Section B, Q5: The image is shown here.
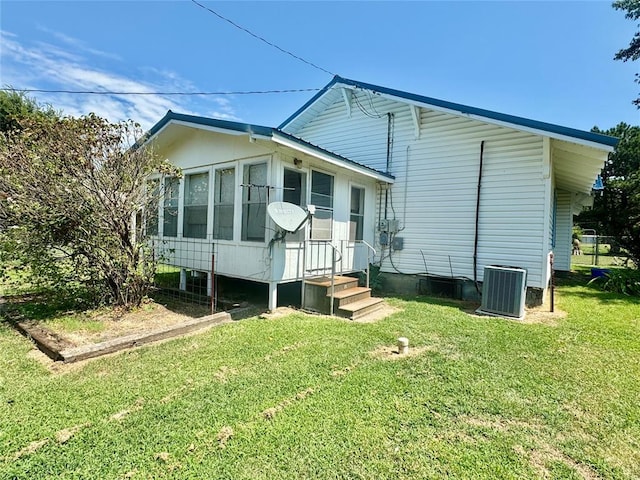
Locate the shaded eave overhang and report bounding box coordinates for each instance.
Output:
[279,76,619,152]
[272,131,395,183]
[143,111,394,183]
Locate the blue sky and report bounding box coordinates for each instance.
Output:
[1,1,639,131]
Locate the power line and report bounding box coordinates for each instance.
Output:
[190,0,336,77]
[1,87,321,96]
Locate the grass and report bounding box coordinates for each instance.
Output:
[1,276,639,479]
[571,244,635,268]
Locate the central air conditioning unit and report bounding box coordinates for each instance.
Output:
[477,265,527,319]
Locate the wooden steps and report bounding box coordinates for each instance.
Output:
[303,275,385,320]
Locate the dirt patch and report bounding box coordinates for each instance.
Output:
[460,415,543,433]
[369,342,459,361]
[213,366,238,383]
[351,304,401,323]
[3,292,254,364]
[55,422,91,444]
[110,397,145,421]
[58,302,213,346]
[161,380,195,403]
[465,291,566,325]
[216,426,234,448]
[522,300,567,326]
[330,363,357,377]
[259,307,300,320]
[12,439,49,460]
[514,444,601,480]
[369,344,428,360]
[261,387,315,420]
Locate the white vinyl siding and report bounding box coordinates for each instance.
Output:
[292,93,548,288]
[554,190,573,271]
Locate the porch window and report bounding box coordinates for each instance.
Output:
[242,163,267,241]
[213,167,235,240]
[349,186,364,241]
[283,168,307,240]
[184,172,209,239]
[283,168,306,206]
[145,178,159,236]
[310,170,333,240]
[163,176,179,237]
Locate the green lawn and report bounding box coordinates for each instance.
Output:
[1,276,639,479]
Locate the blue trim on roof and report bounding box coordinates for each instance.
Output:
[147,110,273,139]
[144,110,393,181]
[278,77,342,130]
[279,76,619,148]
[274,130,395,181]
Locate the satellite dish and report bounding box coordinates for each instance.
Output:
[267,201,310,233]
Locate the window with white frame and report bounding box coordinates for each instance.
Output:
[183,172,209,239]
[283,168,306,207]
[283,168,307,241]
[213,167,235,240]
[349,186,365,241]
[241,163,267,241]
[163,176,179,237]
[310,170,333,240]
[145,178,159,236]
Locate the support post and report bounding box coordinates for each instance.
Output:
[210,252,216,314]
[179,269,187,291]
[268,281,278,312]
[550,252,555,313]
[301,240,307,310]
[330,245,335,315]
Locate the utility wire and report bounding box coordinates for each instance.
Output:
[1,87,321,96]
[190,0,336,76]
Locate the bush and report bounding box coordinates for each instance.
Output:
[592,268,640,296]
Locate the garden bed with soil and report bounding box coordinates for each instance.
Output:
[1,295,257,363]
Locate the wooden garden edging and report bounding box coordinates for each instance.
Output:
[15,311,235,363]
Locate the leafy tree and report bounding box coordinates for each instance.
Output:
[575,122,640,264]
[0,89,57,132]
[0,110,177,307]
[613,0,640,106]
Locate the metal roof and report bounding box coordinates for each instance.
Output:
[279,76,619,149]
[143,110,394,182]
[272,130,394,182]
[146,110,273,139]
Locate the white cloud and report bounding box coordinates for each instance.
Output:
[36,26,122,61]
[0,30,240,129]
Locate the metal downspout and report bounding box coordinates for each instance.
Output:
[473,141,485,294]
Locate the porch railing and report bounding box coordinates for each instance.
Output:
[300,239,376,311]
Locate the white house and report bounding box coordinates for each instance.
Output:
[144,111,392,316]
[144,76,617,313]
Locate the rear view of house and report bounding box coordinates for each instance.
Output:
[143,76,617,313]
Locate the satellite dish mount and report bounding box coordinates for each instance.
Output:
[267,202,315,234]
